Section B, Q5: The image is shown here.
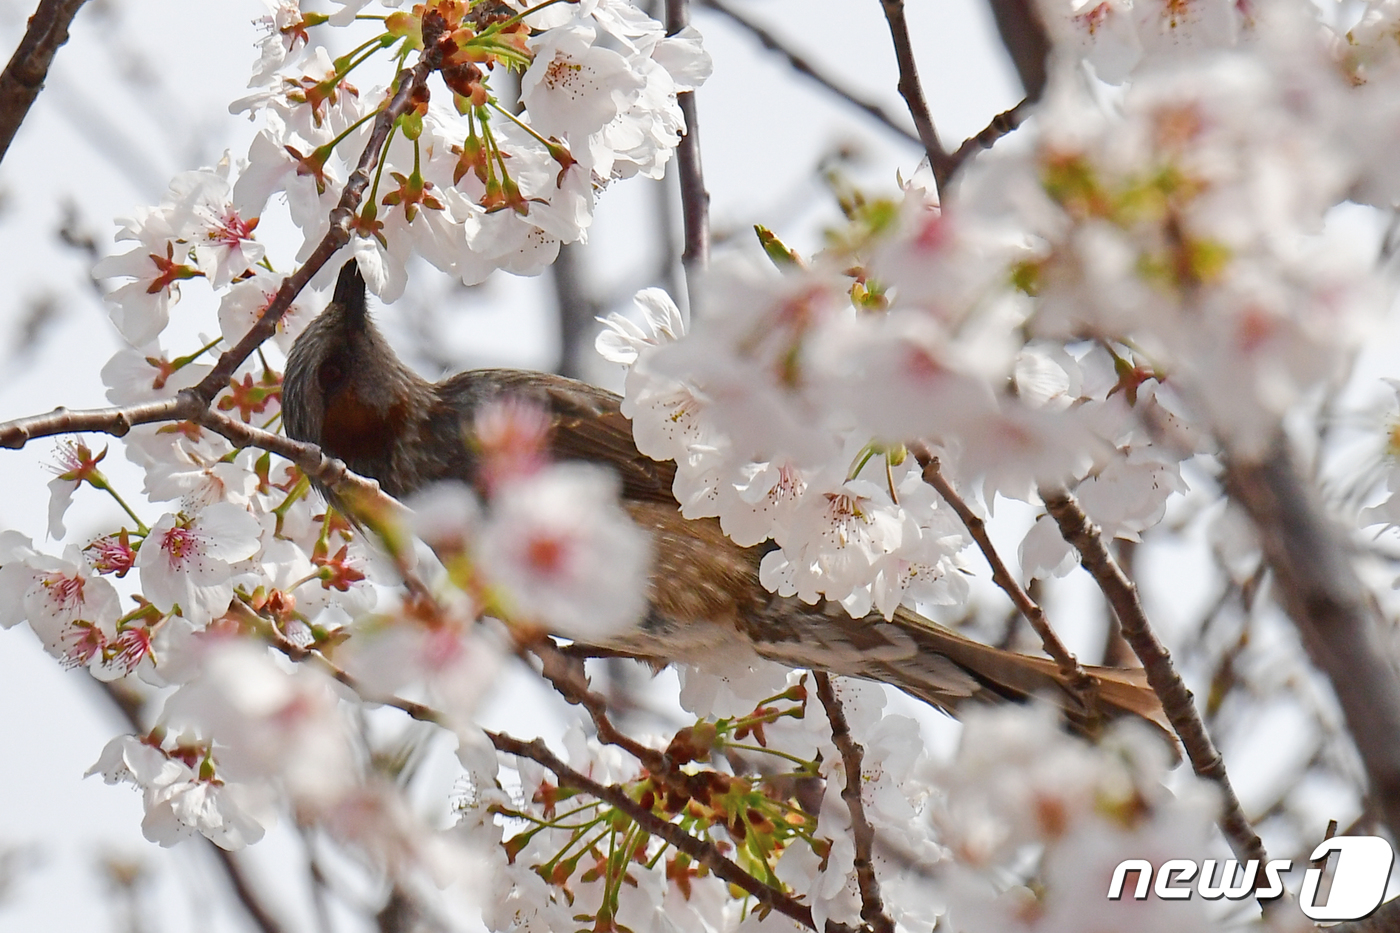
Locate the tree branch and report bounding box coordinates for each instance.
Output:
[190,51,442,406]
[983,0,1051,104]
[487,727,835,932]
[194,408,392,508]
[911,448,1099,714]
[693,0,1029,185]
[549,241,598,379]
[208,846,292,933]
[948,100,1029,174]
[268,635,836,933]
[0,396,192,449]
[1225,441,1400,843]
[0,396,400,522]
[0,0,89,165]
[1040,486,1269,877]
[665,0,710,295]
[528,638,673,776]
[199,410,435,603]
[813,673,894,933]
[876,0,953,192]
[696,0,922,149]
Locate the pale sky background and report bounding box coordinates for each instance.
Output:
[0,0,1381,930]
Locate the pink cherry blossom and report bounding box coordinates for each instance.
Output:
[478,463,651,640]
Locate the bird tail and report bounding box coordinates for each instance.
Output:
[745,601,1170,740]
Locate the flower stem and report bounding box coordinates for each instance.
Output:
[488,100,557,151]
[717,742,817,771]
[89,476,149,536]
[483,0,572,34]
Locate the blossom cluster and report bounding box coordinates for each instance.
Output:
[3,0,1399,927]
[0,344,655,852]
[242,0,708,303]
[933,705,1235,933]
[459,662,948,933]
[601,0,1394,622]
[0,0,693,855]
[96,0,711,350]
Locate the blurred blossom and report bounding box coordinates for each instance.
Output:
[87,735,276,850]
[933,706,1225,933]
[162,641,355,798]
[478,462,651,640]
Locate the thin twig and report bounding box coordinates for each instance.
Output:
[696,0,922,149]
[209,847,293,933]
[189,51,442,405]
[528,638,672,775]
[57,200,104,297]
[1225,442,1400,844]
[0,0,89,164]
[487,728,835,932]
[983,0,1051,104]
[813,673,894,933]
[910,449,1100,715]
[665,0,710,298]
[1040,486,1268,876]
[948,100,1029,174]
[526,640,761,844]
[876,0,953,191]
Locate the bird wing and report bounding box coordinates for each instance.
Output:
[436,368,679,506]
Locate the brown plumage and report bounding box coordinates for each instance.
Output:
[283,260,1167,735]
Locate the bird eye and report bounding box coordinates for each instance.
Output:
[318,359,347,393]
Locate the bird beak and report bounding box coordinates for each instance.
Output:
[332,259,369,327]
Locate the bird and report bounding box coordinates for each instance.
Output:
[282,259,1166,735]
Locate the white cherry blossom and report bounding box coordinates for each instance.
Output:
[136,503,263,626]
[92,210,193,346]
[596,286,686,365]
[521,20,645,139]
[164,162,266,287]
[162,641,356,798]
[87,734,276,850]
[0,539,121,669]
[251,0,312,86]
[216,267,321,352]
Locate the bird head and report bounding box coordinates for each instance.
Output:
[282,260,429,468]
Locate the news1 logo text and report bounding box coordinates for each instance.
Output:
[1107,836,1395,921]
